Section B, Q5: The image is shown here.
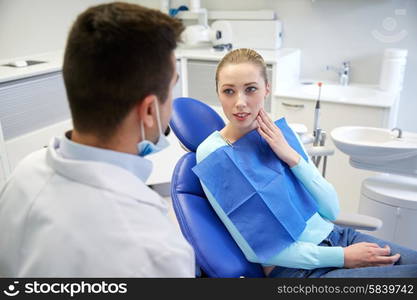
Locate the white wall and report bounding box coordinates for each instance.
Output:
[0,0,111,58]
[1,0,416,132]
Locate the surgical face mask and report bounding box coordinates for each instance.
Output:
[138,100,170,157]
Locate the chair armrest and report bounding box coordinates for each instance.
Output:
[306,146,335,157]
[300,133,314,144]
[332,211,382,231]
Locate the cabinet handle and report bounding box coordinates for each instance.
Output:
[281,102,305,109]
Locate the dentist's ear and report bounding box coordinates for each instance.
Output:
[137,95,157,128]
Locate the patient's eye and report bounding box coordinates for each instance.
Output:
[246,86,258,93]
[223,88,234,95]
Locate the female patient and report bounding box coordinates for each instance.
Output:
[195,48,417,277]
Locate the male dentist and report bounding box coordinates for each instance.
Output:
[0,2,195,277]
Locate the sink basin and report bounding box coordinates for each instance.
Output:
[301,84,378,101]
[331,126,417,176]
[331,126,417,159]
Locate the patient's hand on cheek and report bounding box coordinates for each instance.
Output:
[343,242,401,268]
[256,108,300,167]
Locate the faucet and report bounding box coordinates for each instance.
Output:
[326,61,350,86]
[391,127,403,138]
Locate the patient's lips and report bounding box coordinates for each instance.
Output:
[233,112,250,121]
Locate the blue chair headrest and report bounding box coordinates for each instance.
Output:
[170,97,225,152]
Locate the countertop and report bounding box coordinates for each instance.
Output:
[175,46,299,64]
[0,51,64,84]
[0,47,298,84]
[0,48,395,108]
[274,81,396,108]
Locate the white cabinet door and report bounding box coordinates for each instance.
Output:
[273,97,389,213]
[359,195,417,251]
[0,72,70,140]
[0,121,10,188]
[394,207,417,250]
[187,60,218,106]
[0,72,71,172]
[358,195,397,242]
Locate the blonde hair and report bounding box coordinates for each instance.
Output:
[215,48,268,93]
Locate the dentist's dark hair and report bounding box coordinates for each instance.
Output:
[63,2,184,140]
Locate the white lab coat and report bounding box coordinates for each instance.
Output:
[0,137,195,277]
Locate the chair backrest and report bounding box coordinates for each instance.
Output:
[169,97,265,277]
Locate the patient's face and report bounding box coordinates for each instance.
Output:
[217,63,270,132]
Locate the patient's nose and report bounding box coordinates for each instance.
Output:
[235,92,247,109]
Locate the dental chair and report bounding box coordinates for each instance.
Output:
[169,97,382,278]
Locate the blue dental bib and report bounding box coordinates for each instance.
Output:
[192,118,318,261]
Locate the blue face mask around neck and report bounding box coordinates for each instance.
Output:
[138,100,170,157]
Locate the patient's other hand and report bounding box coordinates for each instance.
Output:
[343,242,400,268]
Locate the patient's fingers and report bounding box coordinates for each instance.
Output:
[257,122,274,145]
[373,246,391,256]
[259,109,276,132]
[258,109,271,125]
[374,253,401,265]
[258,110,283,141]
[257,116,274,137]
[360,242,382,248]
[257,126,272,144]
